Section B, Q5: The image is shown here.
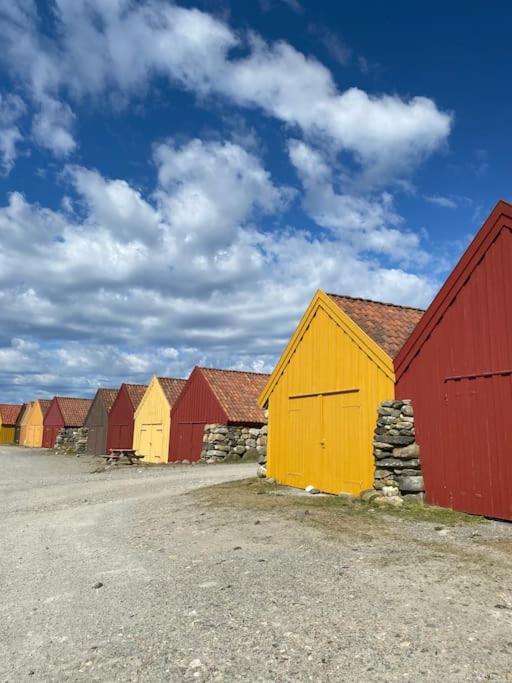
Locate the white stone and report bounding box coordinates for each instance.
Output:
[305,485,320,494]
[382,485,400,497]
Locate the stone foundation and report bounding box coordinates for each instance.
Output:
[54,427,89,456]
[201,424,267,466]
[372,399,424,501]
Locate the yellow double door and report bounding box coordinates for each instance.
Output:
[139,423,165,463]
[286,390,368,495]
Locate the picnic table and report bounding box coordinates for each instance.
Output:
[103,448,144,465]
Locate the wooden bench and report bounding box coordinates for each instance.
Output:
[103,449,144,465]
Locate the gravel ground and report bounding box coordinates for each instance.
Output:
[2,446,512,682]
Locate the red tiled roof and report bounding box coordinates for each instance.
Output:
[124,384,148,410]
[199,367,269,423]
[327,293,424,359]
[157,377,186,406]
[0,403,23,425]
[38,399,52,416]
[15,403,28,425]
[55,397,94,426]
[97,388,118,413]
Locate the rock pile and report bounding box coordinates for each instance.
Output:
[53,427,89,456]
[201,424,267,465]
[372,399,424,500]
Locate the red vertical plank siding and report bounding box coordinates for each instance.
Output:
[396,209,512,521]
[169,369,228,462]
[42,398,64,448]
[106,385,136,452]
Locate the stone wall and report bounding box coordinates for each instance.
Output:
[373,399,424,500]
[201,424,267,467]
[54,427,89,456]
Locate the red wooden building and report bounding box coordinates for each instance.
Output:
[106,383,147,453]
[42,397,93,449]
[169,367,269,462]
[395,200,512,520]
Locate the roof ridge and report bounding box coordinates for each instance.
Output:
[197,366,269,376]
[156,376,186,381]
[326,292,425,313]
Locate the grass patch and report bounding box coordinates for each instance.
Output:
[191,477,485,527]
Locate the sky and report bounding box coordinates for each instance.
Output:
[0,0,509,402]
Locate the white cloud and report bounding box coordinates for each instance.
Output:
[31,96,76,156]
[0,135,438,400]
[0,92,25,174]
[1,0,451,176]
[424,194,457,209]
[288,139,426,264]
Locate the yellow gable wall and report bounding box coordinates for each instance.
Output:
[133,377,171,463]
[265,297,394,495]
[22,401,45,448]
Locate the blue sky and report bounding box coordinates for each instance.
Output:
[0,0,507,401]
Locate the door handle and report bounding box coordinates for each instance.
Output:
[320,439,325,448]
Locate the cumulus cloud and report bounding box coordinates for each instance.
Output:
[0,92,25,174]
[0,0,451,176]
[0,136,438,401]
[0,2,451,400]
[31,96,76,156]
[288,139,426,264]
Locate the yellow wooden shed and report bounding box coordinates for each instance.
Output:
[133,376,186,463]
[258,290,423,495]
[0,404,23,444]
[20,399,51,448]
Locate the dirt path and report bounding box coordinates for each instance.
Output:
[1,447,512,682]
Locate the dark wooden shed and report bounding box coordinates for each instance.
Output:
[395,200,512,520]
[14,403,28,444]
[106,383,147,453]
[169,367,269,463]
[42,397,93,449]
[85,388,118,455]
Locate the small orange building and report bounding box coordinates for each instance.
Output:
[21,400,52,447]
[0,404,24,444]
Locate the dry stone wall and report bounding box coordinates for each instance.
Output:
[373,400,424,501]
[201,424,267,465]
[54,427,89,456]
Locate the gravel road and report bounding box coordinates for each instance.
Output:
[2,446,512,682]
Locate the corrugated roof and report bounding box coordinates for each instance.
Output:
[55,397,93,426]
[157,377,186,406]
[124,384,148,410]
[0,404,23,425]
[327,293,424,359]
[199,367,269,423]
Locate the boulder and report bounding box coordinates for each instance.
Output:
[392,443,420,459]
[378,434,415,446]
[241,448,259,462]
[257,465,267,478]
[398,475,424,493]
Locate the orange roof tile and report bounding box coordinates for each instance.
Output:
[98,388,118,413]
[327,293,424,359]
[38,399,52,416]
[157,377,186,406]
[0,404,23,425]
[199,367,269,423]
[124,384,148,410]
[55,397,94,426]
